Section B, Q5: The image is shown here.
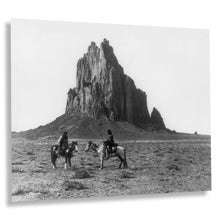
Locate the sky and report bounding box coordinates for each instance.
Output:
[11,19,210,134]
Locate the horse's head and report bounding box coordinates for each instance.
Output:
[97,143,105,154]
[84,141,92,152]
[69,141,78,152]
[52,145,59,156]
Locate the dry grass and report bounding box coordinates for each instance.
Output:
[120,171,136,179]
[12,167,25,173]
[12,188,31,196]
[74,169,91,179]
[11,137,211,202]
[12,162,24,165]
[166,164,180,171]
[26,151,35,155]
[62,180,87,191]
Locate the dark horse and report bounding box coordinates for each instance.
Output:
[51,141,78,170]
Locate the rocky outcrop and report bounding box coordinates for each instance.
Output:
[150,107,166,130]
[65,39,167,131]
[66,39,151,126]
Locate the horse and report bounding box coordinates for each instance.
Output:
[51,141,78,170]
[85,141,128,170]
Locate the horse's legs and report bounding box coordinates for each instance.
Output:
[122,159,126,169]
[123,150,128,169]
[118,156,123,169]
[105,148,109,159]
[119,160,122,169]
[64,155,68,170]
[100,153,104,170]
[116,149,128,169]
[52,159,56,169]
[51,151,57,169]
[68,156,71,167]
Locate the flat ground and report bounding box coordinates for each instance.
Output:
[11,137,211,202]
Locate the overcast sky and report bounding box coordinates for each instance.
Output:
[11,19,210,134]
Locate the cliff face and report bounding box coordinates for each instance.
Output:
[66,39,151,126]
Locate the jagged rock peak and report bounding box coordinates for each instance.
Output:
[65,39,157,127]
[150,107,166,130]
[100,38,119,67]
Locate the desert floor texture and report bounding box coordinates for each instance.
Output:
[11,137,211,202]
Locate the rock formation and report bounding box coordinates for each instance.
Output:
[65,39,154,127]
[13,39,170,139]
[150,107,166,130]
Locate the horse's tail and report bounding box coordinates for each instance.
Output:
[51,145,57,163]
[51,145,56,155]
[123,148,128,168]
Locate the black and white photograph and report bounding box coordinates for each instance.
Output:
[11,19,211,202]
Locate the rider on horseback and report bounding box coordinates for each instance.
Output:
[58,131,68,156]
[105,129,116,158]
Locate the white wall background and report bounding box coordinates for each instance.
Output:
[0,0,219,219]
[11,20,210,134]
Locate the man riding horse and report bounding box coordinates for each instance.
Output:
[105,129,117,159]
[58,131,68,156]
